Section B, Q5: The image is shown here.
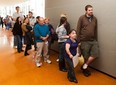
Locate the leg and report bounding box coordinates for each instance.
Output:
[66,58,78,83]
[43,41,51,64]
[81,41,91,76]
[14,35,17,47]
[58,43,67,71]
[17,35,23,52]
[35,42,43,67]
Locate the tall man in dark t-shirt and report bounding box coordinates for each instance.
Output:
[76,5,99,77]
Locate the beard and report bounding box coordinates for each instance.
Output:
[88,12,93,16]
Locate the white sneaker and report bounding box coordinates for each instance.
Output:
[36,62,42,67]
[56,59,59,62]
[13,46,17,49]
[45,59,52,64]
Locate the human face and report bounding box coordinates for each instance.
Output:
[18,17,21,22]
[45,18,49,24]
[86,7,93,16]
[69,30,77,39]
[39,17,45,25]
[25,18,29,24]
[16,7,20,12]
[28,13,32,18]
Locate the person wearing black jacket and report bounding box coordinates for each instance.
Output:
[12,17,23,53]
[22,17,33,56]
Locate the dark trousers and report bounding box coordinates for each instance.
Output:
[15,35,22,52]
[58,42,66,70]
[65,58,77,80]
[24,44,31,54]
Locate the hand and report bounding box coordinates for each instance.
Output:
[78,53,81,57]
[69,55,73,59]
[42,37,47,41]
[64,35,69,39]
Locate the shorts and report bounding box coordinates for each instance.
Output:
[80,40,99,59]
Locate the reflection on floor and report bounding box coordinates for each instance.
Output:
[0,28,115,85]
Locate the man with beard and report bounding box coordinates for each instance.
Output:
[76,5,99,77]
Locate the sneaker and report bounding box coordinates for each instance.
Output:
[45,59,52,64]
[56,59,59,62]
[13,46,17,49]
[36,62,42,67]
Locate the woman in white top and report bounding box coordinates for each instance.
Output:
[56,17,69,72]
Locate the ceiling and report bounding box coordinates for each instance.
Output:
[0,0,25,6]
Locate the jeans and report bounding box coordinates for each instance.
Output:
[65,58,77,80]
[14,36,17,46]
[58,42,66,70]
[15,35,22,52]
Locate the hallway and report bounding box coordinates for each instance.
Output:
[0,28,115,85]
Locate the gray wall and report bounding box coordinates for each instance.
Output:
[45,0,116,77]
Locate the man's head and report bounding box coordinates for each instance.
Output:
[28,11,33,18]
[38,17,45,25]
[85,5,93,17]
[15,6,20,12]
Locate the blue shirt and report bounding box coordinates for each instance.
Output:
[34,23,50,42]
[65,38,78,59]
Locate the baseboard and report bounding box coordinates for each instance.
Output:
[90,66,116,79]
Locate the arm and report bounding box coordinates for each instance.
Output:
[65,43,73,59]
[95,18,98,41]
[76,17,82,42]
[21,24,28,32]
[34,25,42,38]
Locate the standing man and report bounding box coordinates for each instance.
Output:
[28,11,36,50]
[34,17,52,67]
[13,6,24,22]
[76,5,99,77]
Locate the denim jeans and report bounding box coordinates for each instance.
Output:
[15,35,22,52]
[14,36,17,46]
[58,42,66,70]
[65,58,77,80]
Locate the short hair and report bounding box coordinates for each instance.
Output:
[29,11,33,14]
[68,29,77,35]
[16,6,19,9]
[85,5,93,11]
[36,16,40,19]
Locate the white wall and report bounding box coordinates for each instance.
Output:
[45,0,116,77]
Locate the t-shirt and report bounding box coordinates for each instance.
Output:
[65,38,78,59]
[13,12,24,21]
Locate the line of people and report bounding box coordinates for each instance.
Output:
[11,4,99,84]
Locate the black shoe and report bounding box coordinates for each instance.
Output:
[24,53,29,56]
[21,50,24,52]
[73,79,78,83]
[68,77,78,83]
[60,68,67,72]
[81,67,91,77]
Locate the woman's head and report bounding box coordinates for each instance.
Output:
[23,17,29,24]
[59,17,67,27]
[44,17,50,24]
[16,17,21,23]
[68,29,77,39]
